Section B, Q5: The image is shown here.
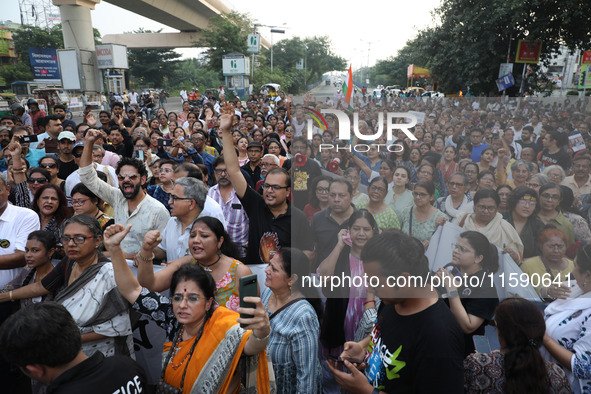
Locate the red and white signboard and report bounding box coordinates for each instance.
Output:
[582,51,591,65]
[515,40,542,63]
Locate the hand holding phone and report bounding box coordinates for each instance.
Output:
[158,139,172,147]
[239,274,258,329]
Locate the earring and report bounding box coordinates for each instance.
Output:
[289,283,292,291]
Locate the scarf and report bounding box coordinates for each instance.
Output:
[459,212,524,261]
[444,195,473,219]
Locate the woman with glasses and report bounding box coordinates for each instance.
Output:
[355,176,400,230]
[537,183,575,247]
[477,170,496,190]
[71,183,114,232]
[543,165,567,185]
[400,180,447,247]
[521,228,573,300]
[304,176,331,223]
[525,173,549,194]
[0,215,135,358]
[542,243,591,392]
[137,217,253,312]
[102,223,271,393]
[502,186,544,259]
[436,231,499,356]
[464,298,570,393]
[456,188,523,264]
[39,155,64,188]
[436,172,474,222]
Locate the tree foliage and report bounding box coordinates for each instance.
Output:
[196,12,252,77]
[168,58,223,90]
[372,0,591,95]
[127,29,181,88]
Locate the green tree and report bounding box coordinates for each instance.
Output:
[196,12,252,78]
[375,0,591,95]
[127,29,181,88]
[169,58,223,90]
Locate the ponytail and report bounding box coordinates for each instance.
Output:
[459,231,499,273]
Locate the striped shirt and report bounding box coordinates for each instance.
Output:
[208,184,249,257]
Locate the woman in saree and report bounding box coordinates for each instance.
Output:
[0,215,134,358]
[103,223,272,393]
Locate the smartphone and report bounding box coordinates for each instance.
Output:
[158,139,172,147]
[328,355,365,365]
[473,335,491,353]
[239,274,258,329]
[20,135,38,143]
[134,150,144,161]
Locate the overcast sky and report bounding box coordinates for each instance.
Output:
[4,0,442,69]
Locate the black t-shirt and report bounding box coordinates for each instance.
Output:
[241,162,262,185]
[310,207,354,266]
[46,352,147,394]
[57,158,79,179]
[539,148,572,172]
[442,265,499,356]
[364,300,464,393]
[517,139,540,155]
[283,157,322,210]
[239,185,313,264]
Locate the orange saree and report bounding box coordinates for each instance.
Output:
[162,306,271,393]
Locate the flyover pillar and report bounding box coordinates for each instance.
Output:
[53,0,102,94]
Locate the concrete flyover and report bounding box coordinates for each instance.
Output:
[100,0,270,49]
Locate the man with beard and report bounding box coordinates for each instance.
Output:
[78,129,169,258]
[208,156,249,258]
[56,131,78,179]
[220,103,313,264]
[53,104,76,130]
[32,115,62,154]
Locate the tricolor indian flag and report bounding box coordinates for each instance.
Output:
[341,65,354,110]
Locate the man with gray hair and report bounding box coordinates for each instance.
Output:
[0,172,40,287]
[139,176,208,266]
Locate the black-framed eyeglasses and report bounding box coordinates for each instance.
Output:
[62,235,95,245]
[263,183,289,191]
[169,195,193,202]
[214,168,228,174]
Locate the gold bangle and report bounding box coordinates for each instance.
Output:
[251,329,271,342]
[9,290,14,302]
[136,252,154,261]
[12,169,26,174]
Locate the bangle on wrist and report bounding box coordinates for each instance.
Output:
[9,290,14,302]
[364,300,375,306]
[251,329,271,342]
[136,252,154,261]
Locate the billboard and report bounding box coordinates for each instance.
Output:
[222,54,250,76]
[95,44,129,69]
[515,40,542,63]
[57,49,82,90]
[496,73,515,91]
[247,34,260,54]
[582,51,591,65]
[28,47,61,80]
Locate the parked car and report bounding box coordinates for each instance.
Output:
[421,91,445,98]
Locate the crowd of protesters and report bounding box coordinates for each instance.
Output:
[0,85,590,393]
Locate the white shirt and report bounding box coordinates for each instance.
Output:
[65,163,119,202]
[202,196,227,228]
[180,90,188,101]
[0,204,40,286]
[78,165,170,254]
[128,92,139,105]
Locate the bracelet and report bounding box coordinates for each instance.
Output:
[447,290,459,298]
[251,329,271,342]
[12,169,26,173]
[9,291,14,302]
[136,252,154,261]
[364,300,375,306]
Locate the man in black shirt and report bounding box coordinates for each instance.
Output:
[220,103,313,264]
[327,231,464,393]
[242,141,263,184]
[56,131,78,179]
[0,303,147,394]
[108,102,133,129]
[283,136,322,210]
